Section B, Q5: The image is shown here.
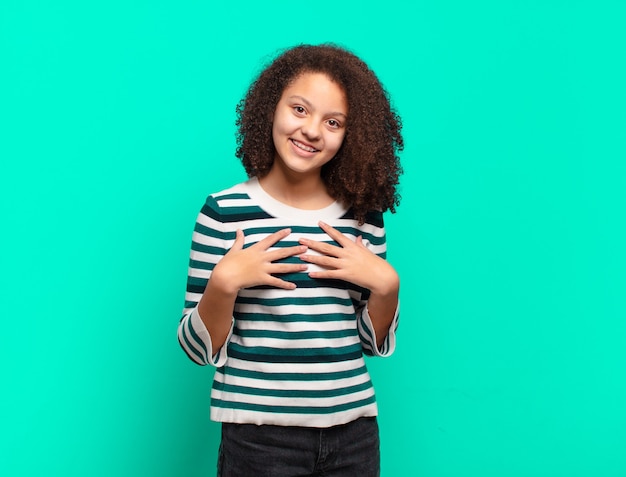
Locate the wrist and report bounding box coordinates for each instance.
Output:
[369,268,399,297]
[207,263,241,297]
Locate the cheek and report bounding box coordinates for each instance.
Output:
[271,115,289,147]
[328,133,346,154]
[273,111,297,136]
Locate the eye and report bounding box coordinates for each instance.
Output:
[326,119,342,129]
[293,106,306,115]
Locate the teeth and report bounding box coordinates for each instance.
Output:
[292,139,317,152]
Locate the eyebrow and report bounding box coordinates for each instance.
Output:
[288,95,348,119]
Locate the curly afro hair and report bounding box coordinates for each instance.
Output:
[235,43,403,223]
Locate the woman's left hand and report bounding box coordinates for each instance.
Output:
[298,221,399,296]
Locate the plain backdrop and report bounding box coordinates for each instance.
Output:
[2,1,625,476]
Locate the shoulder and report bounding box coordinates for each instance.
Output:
[212,180,251,199]
[339,208,385,230]
[202,178,272,223]
[205,180,251,204]
[335,209,387,256]
[200,179,251,210]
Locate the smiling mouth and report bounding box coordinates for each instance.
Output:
[291,139,319,153]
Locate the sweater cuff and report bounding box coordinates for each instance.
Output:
[359,301,399,357]
[190,307,233,367]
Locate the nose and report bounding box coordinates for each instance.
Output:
[301,118,321,140]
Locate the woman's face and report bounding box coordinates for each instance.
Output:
[271,72,348,179]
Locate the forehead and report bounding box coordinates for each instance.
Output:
[280,72,347,112]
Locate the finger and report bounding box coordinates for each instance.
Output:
[298,238,340,257]
[266,276,298,290]
[268,263,309,274]
[299,254,339,269]
[229,229,245,252]
[318,221,352,247]
[308,269,344,280]
[253,228,292,250]
[266,245,308,262]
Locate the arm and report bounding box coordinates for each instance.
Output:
[361,264,399,349]
[178,197,308,366]
[197,228,308,352]
[299,220,400,352]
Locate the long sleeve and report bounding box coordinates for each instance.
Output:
[177,196,234,367]
[357,301,399,357]
[176,178,400,427]
[354,211,400,357]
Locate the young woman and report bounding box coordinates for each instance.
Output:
[178,44,404,476]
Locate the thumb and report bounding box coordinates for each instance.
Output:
[230,229,245,251]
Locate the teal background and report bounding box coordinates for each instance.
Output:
[2,1,625,476]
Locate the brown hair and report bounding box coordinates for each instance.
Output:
[235,44,403,223]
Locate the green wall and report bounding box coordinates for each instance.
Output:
[2,1,625,476]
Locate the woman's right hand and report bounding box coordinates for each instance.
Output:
[210,228,308,295]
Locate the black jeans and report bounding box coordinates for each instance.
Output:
[217,417,380,477]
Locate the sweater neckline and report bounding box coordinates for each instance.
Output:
[244,177,348,221]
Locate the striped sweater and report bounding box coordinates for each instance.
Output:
[178,177,399,428]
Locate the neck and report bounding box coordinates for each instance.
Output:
[258,164,334,210]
